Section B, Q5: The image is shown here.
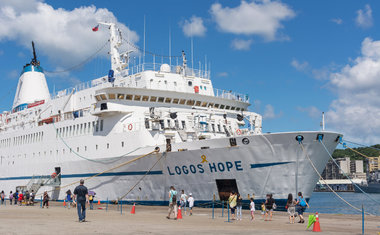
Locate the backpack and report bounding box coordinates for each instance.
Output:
[172,194,177,202]
[300,198,306,207]
[89,195,93,200]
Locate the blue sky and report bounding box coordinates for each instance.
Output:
[1,0,380,144]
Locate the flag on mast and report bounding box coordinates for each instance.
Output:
[92,25,99,32]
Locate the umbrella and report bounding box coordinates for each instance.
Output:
[88,191,96,196]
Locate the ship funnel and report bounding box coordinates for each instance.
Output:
[12,41,50,112]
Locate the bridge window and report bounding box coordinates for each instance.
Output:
[220,105,225,109]
[158,97,164,102]
[142,96,149,101]
[201,102,208,107]
[195,101,201,106]
[214,104,220,108]
[150,96,157,102]
[126,94,133,100]
[108,94,116,99]
[117,94,125,99]
[179,99,186,105]
[100,94,107,100]
[134,95,141,101]
[172,98,179,104]
[165,98,172,103]
[186,100,195,106]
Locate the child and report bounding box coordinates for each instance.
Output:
[250,198,255,221]
[187,193,194,216]
[261,202,265,219]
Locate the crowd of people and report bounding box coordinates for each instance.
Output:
[0,190,37,206]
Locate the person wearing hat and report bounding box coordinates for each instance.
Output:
[187,193,194,216]
[73,179,89,222]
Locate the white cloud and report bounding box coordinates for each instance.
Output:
[297,106,321,119]
[355,4,373,28]
[0,1,139,68]
[327,37,380,144]
[291,59,309,71]
[263,104,278,119]
[231,39,253,50]
[7,69,19,79]
[217,72,228,77]
[331,18,343,25]
[210,0,295,40]
[181,16,207,37]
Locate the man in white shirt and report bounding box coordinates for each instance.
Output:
[180,190,188,215]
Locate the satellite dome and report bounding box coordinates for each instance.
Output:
[160,64,171,73]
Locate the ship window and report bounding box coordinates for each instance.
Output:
[231,106,235,110]
[220,105,225,109]
[218,124,221,132]
[95,95,101,101]
[96,121,99,132]
[142,96,149,101]
[175,119,179,129]
[201,102,208,107]
[134,95,141,101]
[204,86,207,90]
[108,94,116,99]
[145,118,150,129]
[172,98,179,104]
[174,82,177,86]
[167,120,171,128]
[165,98,172,103]
[236,107,240,111]
[107,143,109,149]
[214,104,220,108]
[100,120,104,131]
[188,81,192,86]
[200,86,203,90]
[186,100,195,106]
[96,144,98,150]
[225,106,230,110]
[158,97,164,102]
[80,124,83,134]
[85,146,87,151]
[212,124,215,133]
[121,141,124,147]
[159,120,164,129]
[179,99,186,105]
[77,147,79,152]
[100,94,107,100]
[117,94,125,99]
[126,94,133,100]
[208,103,214,108]
[195,101,201,106]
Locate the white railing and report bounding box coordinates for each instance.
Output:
[128,63,210,79]
[213,88,249,102]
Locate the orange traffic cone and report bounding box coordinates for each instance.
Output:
[313,212,321,232]
[130,203,136,214]
[63,200,66,207]
[177,206,183,219]
[97,200,100,205]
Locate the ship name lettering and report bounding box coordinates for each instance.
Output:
[167,161,242,176]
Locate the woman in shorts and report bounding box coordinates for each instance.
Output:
[295,192,309,223]
[286,193,296,224]
[264,194,275,221]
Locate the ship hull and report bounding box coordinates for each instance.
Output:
[354,183,380,194]
[0,131,340,209]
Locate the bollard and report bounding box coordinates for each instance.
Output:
[222,200,224,217]
[212,196,215,219]
[106,197,108,212]
[225,203,231,222]
[120,200,123,215]
[40,196,42,208]
[362,204,364,235]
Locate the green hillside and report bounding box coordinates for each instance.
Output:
[332,144,380,160]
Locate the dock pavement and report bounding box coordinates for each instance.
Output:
[0,202,379,234]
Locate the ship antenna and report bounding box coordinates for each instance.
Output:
[31,41,38,66]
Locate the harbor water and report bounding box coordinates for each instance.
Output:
[307,192,380,215]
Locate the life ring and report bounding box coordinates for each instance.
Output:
[236,129,242,135]
[51,172,57,178]
[128,124,133,131]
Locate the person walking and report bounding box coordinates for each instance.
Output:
[236,193,243,220]
[228,192,237,220]
[180,190,188,215]
[250,198,255,221]
[9,191,13,205]
[18,192,23,206]
[42,191,49,208]
[74,179,89,222]
[0,191,5,205]
[295,192,309,223]
[187,193,194,216]
[286,193,296,224]
[25,190,30,206]
[13,191,18,206]
[89,193,94,210]
[264,194,275,221]
[166,186,178,220]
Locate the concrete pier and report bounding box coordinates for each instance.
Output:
[0,202,379,234]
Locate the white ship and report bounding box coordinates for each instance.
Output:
[0,23,341,207]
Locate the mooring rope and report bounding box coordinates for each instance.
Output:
[299,143,373,216]
[118,151,166,200]
[320,140,380,205]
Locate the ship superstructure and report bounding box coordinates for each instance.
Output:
[0,23,341,207]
